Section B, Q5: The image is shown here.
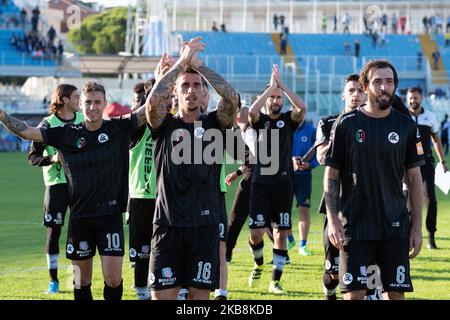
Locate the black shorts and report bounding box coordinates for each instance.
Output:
[149,224,220,291]
[219,194,228,242]
[293,174,312,208]
[127,198,155,262]
[323,218,339,274]
[43,184,69,227]
[339,238,413,293]
[66,214,124,260]
[249,181,293,230]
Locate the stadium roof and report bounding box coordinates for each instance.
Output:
[78,55,159,75]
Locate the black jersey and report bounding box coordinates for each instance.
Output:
[250,111,298,184]
[41,115,138,217]
[325,108,424,240]
[410,108,440,158]
[151,111,225,227]
[316,112,341,144]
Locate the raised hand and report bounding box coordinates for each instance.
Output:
[154,52,175,82]
[271,64,284,89]
[179,36,205,67]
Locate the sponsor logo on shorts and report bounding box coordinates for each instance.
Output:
[148,273,155,285]
[98,133,109,143]
[253,214,265,227]
[67,243,74,254]
[325,260,332,270]
[158,267,176,286]
[55,212,63,225]
[141,245,150,254]
[129,248,137,258]
[388,132,399,144]
[77,241,92,257]
[343,272,353,285]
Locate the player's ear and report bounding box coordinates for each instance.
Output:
[63,96,69,104]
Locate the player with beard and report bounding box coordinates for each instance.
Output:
[324,60,424,300]
[247,64,306,295]
[315,74,366,299]
[407,87,448,249]
[146,37,239,300]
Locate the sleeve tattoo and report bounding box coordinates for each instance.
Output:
[324,178,340,215]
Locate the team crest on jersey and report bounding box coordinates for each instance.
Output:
[276,120,285,128]
[301,136,308,142]
[194,127,205,139]
[76,137,86,149]
[98,133,109,143]
[388,132,399,144]
[356,129,365,143]
[174,129,184,142]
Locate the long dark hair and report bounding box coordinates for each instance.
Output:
[49,84,78,114]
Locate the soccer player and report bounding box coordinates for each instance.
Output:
[145,37,239,300]
[291,118,319,257]
[127,80,157,300]
[406,87,448,249]
[315,74,365,300]
[247,64,306,294]
[0,81,148,300]
[324,60,424,300]
[28,84,83,294]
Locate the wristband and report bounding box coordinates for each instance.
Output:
[236,169,243,176]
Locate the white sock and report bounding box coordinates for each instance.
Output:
[135,286,151,300]
[46,254,58,270]
[214,288,228,298]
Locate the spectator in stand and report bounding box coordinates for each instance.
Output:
[392,13,398,34]
[220,23,227,32]
[344,41,351,55]
[280,32,287,55]
[333,14,337,33]
[279,14,285,28]
[321,14,328,33]
[423,16,429,33]
[212,21,218,32]
[399,14,407,34]
[436,15,443,34]
[273,14,278,31]
[354,39,360,58]
[417,51,423,70]
[20,7,26,29]
[371,31,378,47]
[381,13,387,33]
[342,13,350,34]
[47,26,56,47]
[32,6,40,32]
[57,40,64,65]
[432,50,440,70]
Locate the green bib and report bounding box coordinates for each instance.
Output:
[220,165,227,193]
[43,113,84,186]
[129,127,156,199]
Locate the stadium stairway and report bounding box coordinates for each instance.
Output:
[419,33,448,85]
[271,33,298,68]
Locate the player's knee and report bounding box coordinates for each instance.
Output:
[323,272,339,290]
[250,229,264,243]
[104,274,122,288]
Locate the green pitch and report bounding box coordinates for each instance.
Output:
[0,152,449,300]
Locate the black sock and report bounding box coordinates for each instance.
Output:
[103,280,123,300]
[49,269,58,282]
[134,260,149,288]
[74,283,93,300]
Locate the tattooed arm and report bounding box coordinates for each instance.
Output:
[323,166,344,250]
[0,108,43,142]
[189,53,239,128]
[146,38,205,129]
